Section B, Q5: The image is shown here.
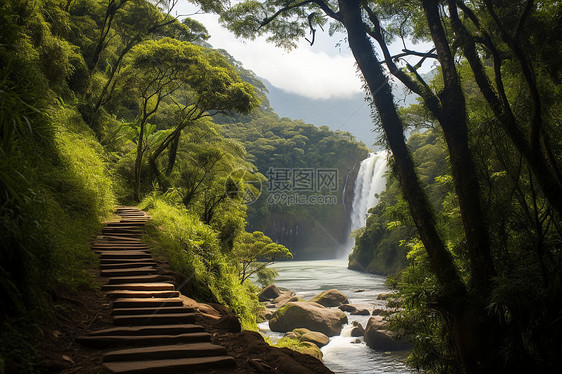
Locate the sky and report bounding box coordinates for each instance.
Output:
[174,2,436,101]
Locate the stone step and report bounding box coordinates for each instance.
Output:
[106,289,179,299]
[95,248,150,254]
[112,306,193,316]
[100,251,152,260]
[96,235,143,242]
[100,258,156,265]
[96,250,151,257]
[116,215,148,220]
[98,234,143,241]
[94,248,150,253]
[102,342,227,362]
[104,224,146,229]
[106,275,174,285]
[116,209,146,214]
[112,313,196,326]
[112,297,183,308]
[96,246,150,251]
[101,267,156,278]
[102,283,173,291]
[102,226,142,231]
[77,332,211,349]
[100,262,156,270]
[102,356,235,374]
[93,245,150,251]
[101,225,142,235]
[86,324,205,337]
[104,222,145,227]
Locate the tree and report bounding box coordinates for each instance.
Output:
[116,37,258,201]
[233,231,292,284]
[218,0,561,372]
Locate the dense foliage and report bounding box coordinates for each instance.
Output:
[0,0,368,371]
[218,0,562,372]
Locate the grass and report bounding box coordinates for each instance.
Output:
[0,104,115,373]
[139,195,262,330]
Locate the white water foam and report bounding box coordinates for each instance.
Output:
[349,152,389,235]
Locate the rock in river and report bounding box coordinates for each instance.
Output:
[284,328,330,348]
[364,316,412,351]
[269,301,348,337]
[309,289,350,307]
[259,284,283,302]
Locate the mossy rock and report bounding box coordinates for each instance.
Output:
[309,289,349,307]
[275,337,323,360]
[285,328,330,348]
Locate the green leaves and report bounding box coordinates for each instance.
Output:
[233,230,292,284]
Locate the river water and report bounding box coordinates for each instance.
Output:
[257,259,412,374]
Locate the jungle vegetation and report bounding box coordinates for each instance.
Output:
[0,0,367,371]
[218,0,561,372]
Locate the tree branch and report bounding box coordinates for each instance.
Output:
[515,0,534,42]
[260,0,315,27]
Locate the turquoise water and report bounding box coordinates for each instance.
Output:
[257,259,413,374]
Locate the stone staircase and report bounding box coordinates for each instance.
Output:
[77,207,235,373]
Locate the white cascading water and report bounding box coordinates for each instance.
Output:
[349,152,388,233]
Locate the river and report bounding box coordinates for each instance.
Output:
[256,259,412,374]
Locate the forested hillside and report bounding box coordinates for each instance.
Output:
[217,109,368,258]
[212,51,369,258]
[0,0,366,371]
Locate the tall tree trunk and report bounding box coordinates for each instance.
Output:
[133,120,145,202]
[423,0,495,294]
[166,131,181,175]
[451,1,562,216]
[338,0,465,299]
[339,0,503,371]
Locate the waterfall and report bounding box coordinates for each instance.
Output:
[349,152,388,233]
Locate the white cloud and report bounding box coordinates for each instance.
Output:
[184,13,363,100]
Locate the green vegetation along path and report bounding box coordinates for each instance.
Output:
[77,207,235,373]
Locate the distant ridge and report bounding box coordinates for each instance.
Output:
[262,78,417,148]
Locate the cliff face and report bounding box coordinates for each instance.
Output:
[247,159,364,260]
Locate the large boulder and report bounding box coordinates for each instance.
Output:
[364,316,411,351]
[271,292,300,308]
[351,308,370,316]
[269,302,348,337]
[259,284,283,302]
[309,289,349,307]
[233,331,332,374]
[284,328,330,348]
